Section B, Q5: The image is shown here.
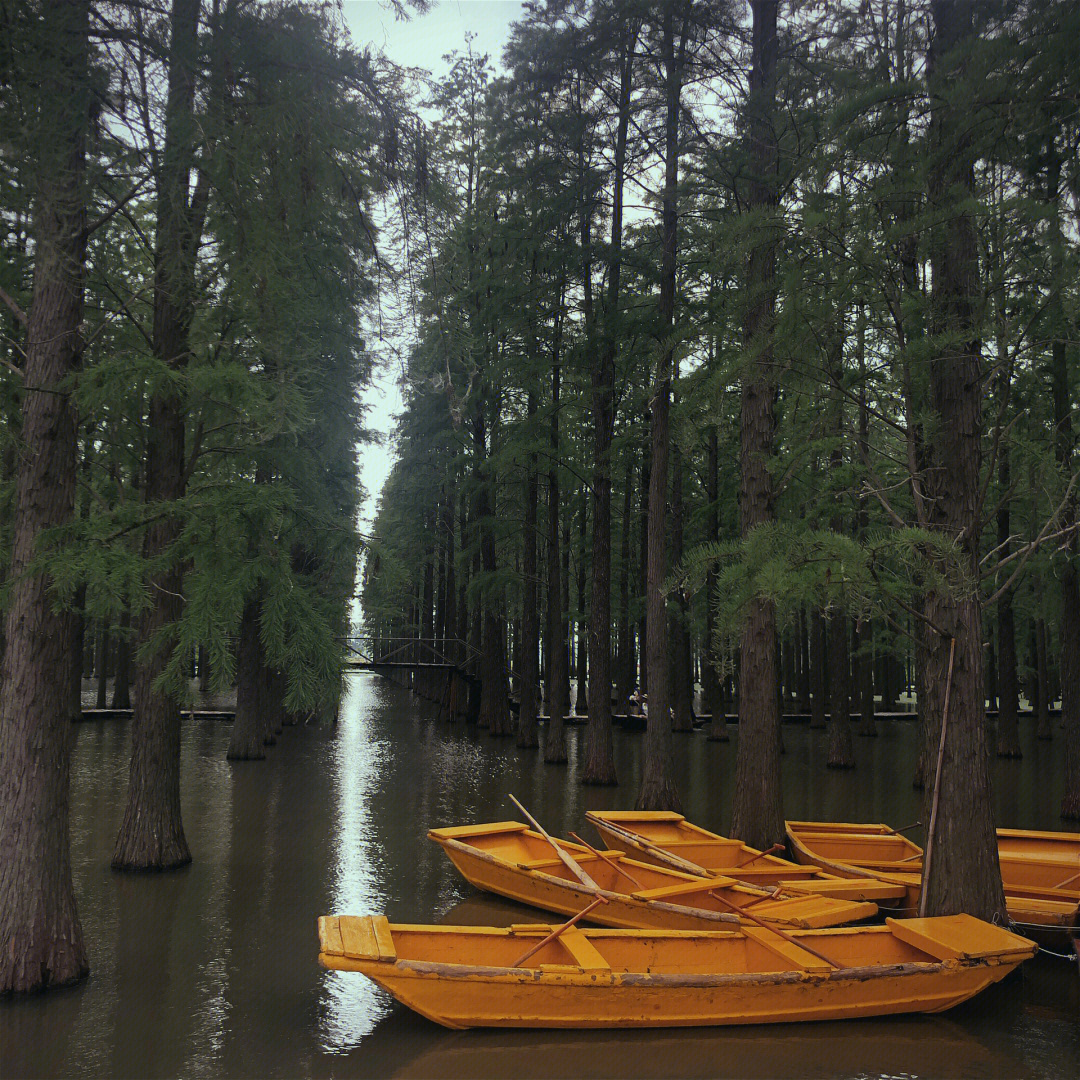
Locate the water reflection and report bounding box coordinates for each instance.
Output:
[0,673,1076,1080]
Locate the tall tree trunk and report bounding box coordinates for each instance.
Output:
[518,394,540,748]
[615,453,634,712]
[809,610,826,728]
[669,359,693,733]
[0,0,90,993]
[995,438,1021,757]
[545,320,569,763]
[1046,144,1080,815]
[705,426,727,742]
[1035,617,1052,739]
[637,2,683,811]
[96,623,110,710]
[575,486,588,714]
[638,449,649,692]
[114,0,206,871]
[918,0,1006,920]
[111,609,132,710]
[730,0,783,849]
[583,24,634,784]
[228,598,267,760]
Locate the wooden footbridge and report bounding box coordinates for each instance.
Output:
[343,635,479,673]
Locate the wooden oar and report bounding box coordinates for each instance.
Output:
[509,794,605,894]
[733,843,785,868]
[919,636,956,919]
[885,820,922,837]
[1051,867,1080,891]
[739,885,785,910]
[594,817,711,876]
[703,886,845,969]
[569,832,646,890]
[511,897,607,968]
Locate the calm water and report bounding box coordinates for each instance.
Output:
[1,672,1077,1079]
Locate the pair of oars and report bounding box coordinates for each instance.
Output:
[511,798,842,971]
[508,795,608,967]
[593,816,844,969]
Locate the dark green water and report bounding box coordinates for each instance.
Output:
[1,672,1077,1079]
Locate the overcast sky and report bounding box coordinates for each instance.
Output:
[340,1,525,536]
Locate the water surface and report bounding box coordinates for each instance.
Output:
[2,673,1077,1078]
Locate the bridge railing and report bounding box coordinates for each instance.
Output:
[342,635,480,670]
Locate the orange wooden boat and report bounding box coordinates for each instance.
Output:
[429,822,878,930]
[586,810,907,903]
[317,913,1036,1029]
[785,820,1080,940]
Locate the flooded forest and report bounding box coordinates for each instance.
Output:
[0,0,1078,1073]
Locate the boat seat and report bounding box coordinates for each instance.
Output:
[558,927,611,972]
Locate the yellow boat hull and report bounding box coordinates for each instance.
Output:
[318,914,1036,1030]
[785,820,1080,941]
[430,823,877,930]
[587,811,907,903]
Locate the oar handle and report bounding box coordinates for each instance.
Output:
[569,832,646,890]
[705,887,844,970]
[509,794,604,894]
[510,897,606,968]
[596,818,710,877]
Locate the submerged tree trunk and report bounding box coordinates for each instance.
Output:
[111,609,132,710]
[0,0,90,993]
[918,0,1006,921]
[730,0,783,849]
[114,0,205,872]
[518,394,540,749]
[705,426,727,742]
[638,3,683,811]
[583,25,634,785]
[615,453,634,712]
[809,611,826,729]
[545,323,569,764]
[995,443,1021,757]
[827,616,854,768]
[228,598,267,760]
[669,359,694,734]
[1046,145,1080,816]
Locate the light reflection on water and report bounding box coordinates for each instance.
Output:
[0,672,1076,1079]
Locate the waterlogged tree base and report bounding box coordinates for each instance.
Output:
[0,923,88,995]
[112,829,192,872]
[635,776,682,813]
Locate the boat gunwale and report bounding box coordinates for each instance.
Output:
[433,829,877,927]
[321,950,1035,989]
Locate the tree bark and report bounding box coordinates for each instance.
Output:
[705,425,727,742]
[111,609,132,710]
[995,439,1020,757]
[637,2,683,811]
[730,0,783,849]
[809,610,826,728]
[1046,144,1080,816]
[228,597,267,760]
[918,0,1006,921]
[669,359,693,734]
[0,0,90,993]
[545,315,569,763]
[518,393,540,748]
[114,0,206,871]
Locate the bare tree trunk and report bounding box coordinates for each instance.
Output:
[705,426,727,742]
[114,0,207,871]
[810,611,826,728]
[730,0,783,849]
[615,453,634,712]
[637,2,683,811]
[228,598,267,760]
[111,609,132,710]
[1046,145,1080,815]
[0,0,90,992]
[669,359,693,734]
[919,0,1006,920]
[518,394,540,748]
[995,441,1021,757]
[545,320,569,764]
